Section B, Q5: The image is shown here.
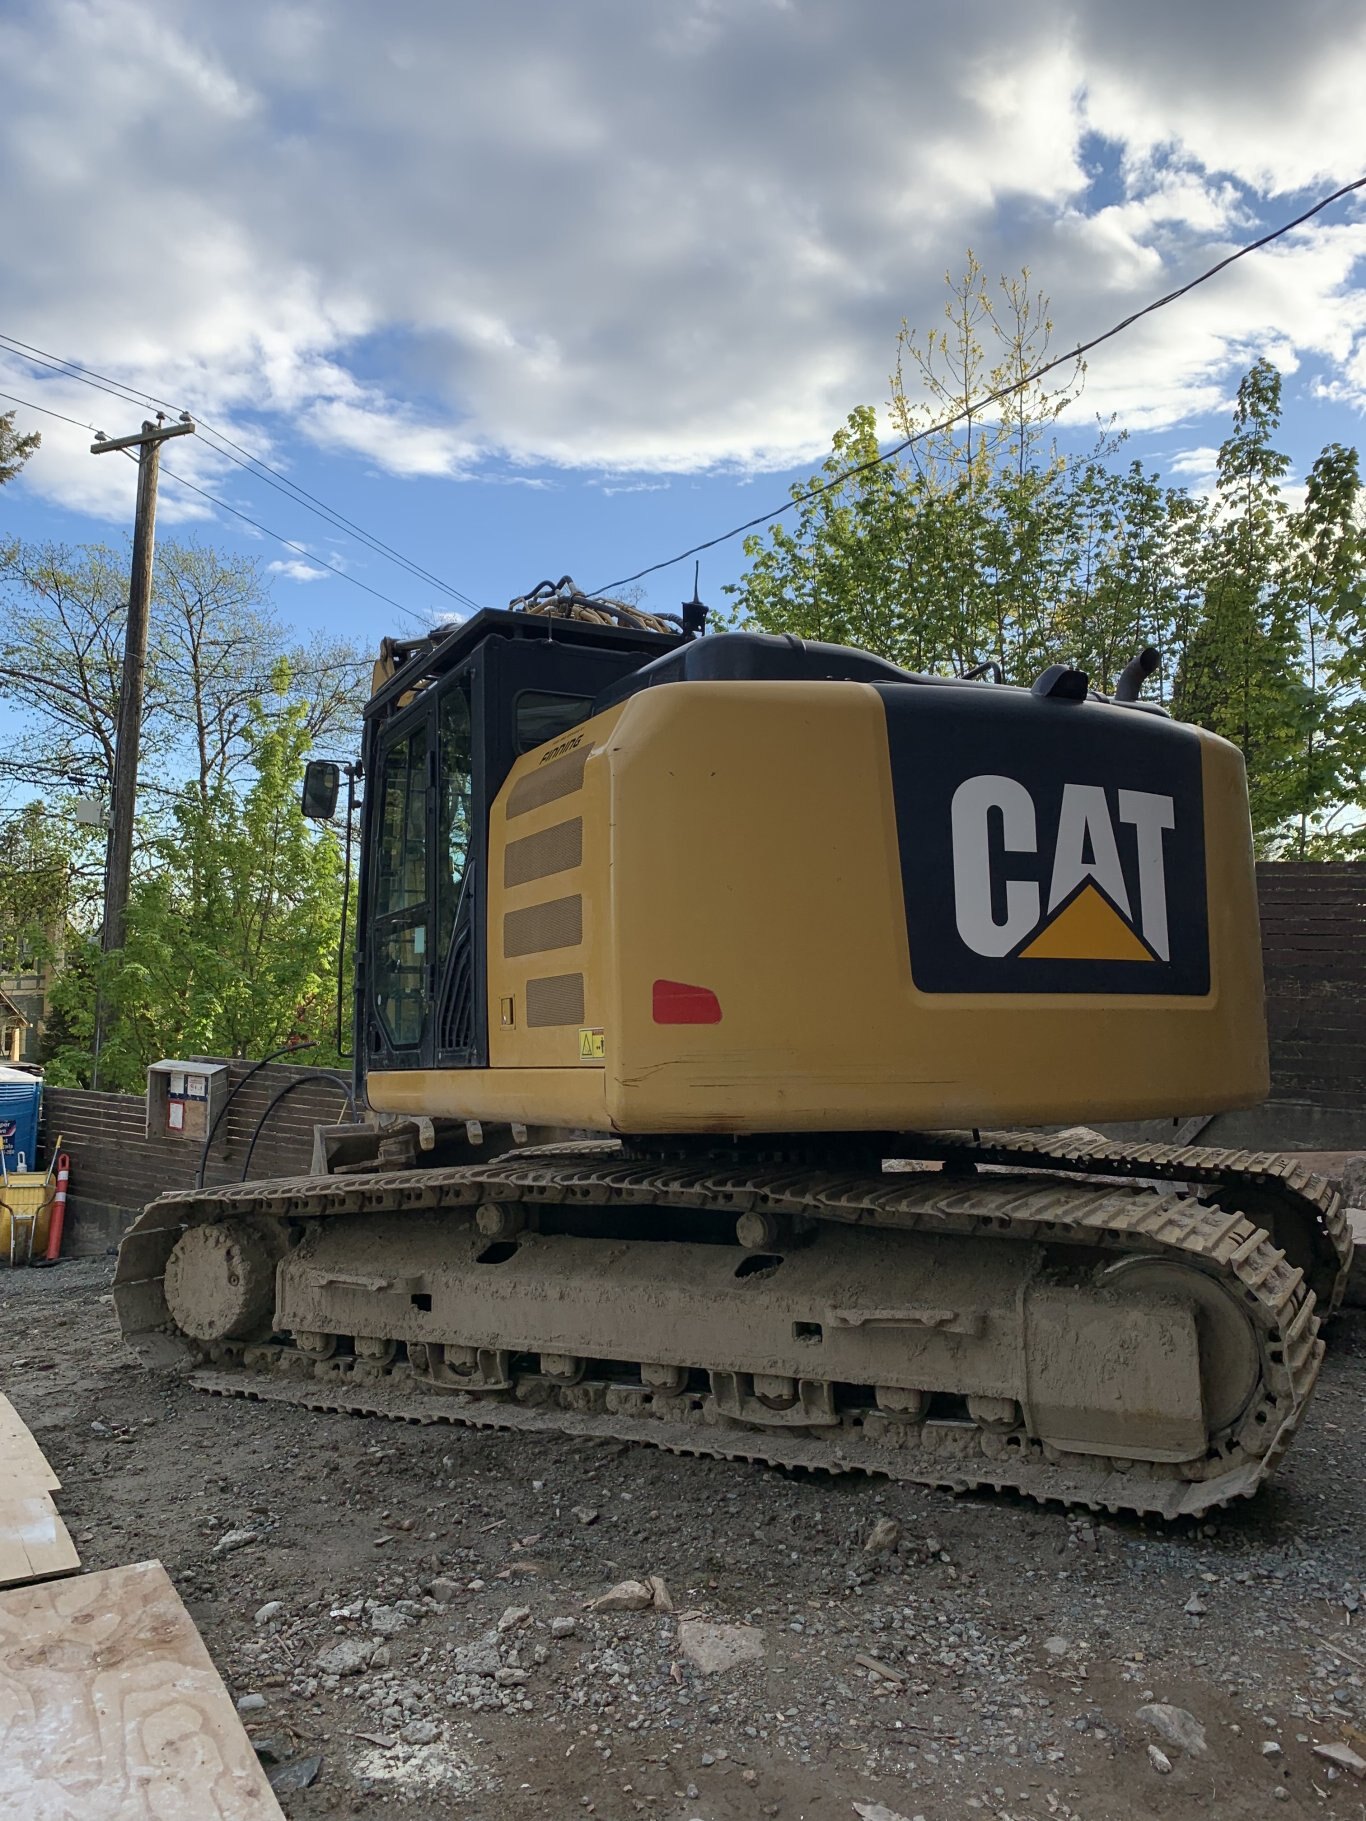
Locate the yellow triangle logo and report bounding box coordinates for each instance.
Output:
[1018,881,1156,962]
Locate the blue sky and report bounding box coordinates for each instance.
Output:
[2,1,1365,679]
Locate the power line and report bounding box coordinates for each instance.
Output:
[0,389,103,434]
[193,423,485,614]
[591,173,1366,594]
[0,333,167,416]
[0,331,484,614]
[155,460,434,627]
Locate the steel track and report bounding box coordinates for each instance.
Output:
[114,1143,1332,1519]
[916,1128,1351,1312]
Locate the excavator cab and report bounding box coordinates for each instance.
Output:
[353,608,683,1078]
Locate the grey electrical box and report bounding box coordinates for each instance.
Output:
[146,1059,228,1141]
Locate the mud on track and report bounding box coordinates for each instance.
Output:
[3,1256,1364,1821]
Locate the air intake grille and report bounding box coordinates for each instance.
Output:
[503,894,583,958]
[526,973,586,1027]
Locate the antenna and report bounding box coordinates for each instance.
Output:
[681,561,708,639]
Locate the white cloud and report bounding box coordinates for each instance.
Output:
[0,365,221,523]
[0,0,1363,520]
[1168,446,1220,483]
[267,557,327,583]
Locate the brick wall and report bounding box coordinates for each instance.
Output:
[1257,862,1366,1106]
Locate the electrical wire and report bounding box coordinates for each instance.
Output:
[193,1041,315,1189]
[0,334,165,416]
[8,173,1362,608]
[0,332,484,614]
[0,389,103,434]
[238,1073,357,1183]
[590,174,1366,593]
[155,461,433,626]
[194,423,485,614]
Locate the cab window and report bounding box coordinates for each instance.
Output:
[371,723,428,1048]
[515,690,593,754]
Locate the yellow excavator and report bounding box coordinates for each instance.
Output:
[115,581,1350,1517]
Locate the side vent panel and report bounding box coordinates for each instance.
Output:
[504,818,583,888]
[506,749,589,819]
[525,973,586,1028]
[504,895,583,959]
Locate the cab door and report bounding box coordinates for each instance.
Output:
[366,675,476,1070]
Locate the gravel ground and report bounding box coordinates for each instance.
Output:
[2,1255,1364,1821]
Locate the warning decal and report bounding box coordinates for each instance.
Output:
[578,1028,606,1061]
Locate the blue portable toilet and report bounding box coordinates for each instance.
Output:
[0,1065,41,1171]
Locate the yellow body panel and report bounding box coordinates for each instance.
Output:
[368,680,1268,1134]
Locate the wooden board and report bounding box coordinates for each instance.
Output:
[0,1393,60,1493]
[0,1494,79,1586]
[0,1393,77,1587]
[0,1559,285,1820]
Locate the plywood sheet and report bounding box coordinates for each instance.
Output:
[0,1392,60,1493]
[0,1494,79,1586]
[0,1559,285,1820]
[0,1393,76,1588]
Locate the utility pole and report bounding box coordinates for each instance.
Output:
[90,415,195,952]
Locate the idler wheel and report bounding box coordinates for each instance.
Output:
[1102,1254,1261,1436]
[164,1220,279,1343]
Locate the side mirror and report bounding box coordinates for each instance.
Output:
[301,759,341,820]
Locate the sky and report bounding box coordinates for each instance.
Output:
[2,0,1365,664]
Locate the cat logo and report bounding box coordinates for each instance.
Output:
[951,777,1174,963]
[877,683,1210,997]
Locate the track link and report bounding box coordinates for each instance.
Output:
[115,1149,1327,1520]
[915,1128,1352,1313]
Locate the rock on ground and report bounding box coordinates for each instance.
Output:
[1137,1702,1208,1758]
[678,1620,766,1675]
[316,1638,374,1677]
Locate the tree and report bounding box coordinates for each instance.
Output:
[0,538,370,804]
[0,409,39,488]
[1169,361,1308,838]
[0,542,135,799]
[731,266,1366,854]
[1281,440,1366,854]
[0,803,88,976]
[48,704,348,1089]
[729,255,1093,686]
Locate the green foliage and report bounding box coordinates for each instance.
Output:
[1170,361,1309,838]
[1282,439,1366,855]
[48,704,349,1090]
[0,534,366,1084]
[0,801,94,974]
[0,409,39,488]
[730,267,1366,854]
